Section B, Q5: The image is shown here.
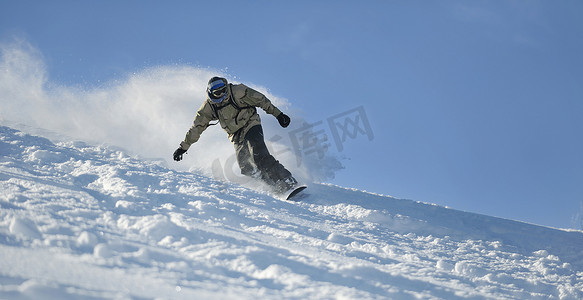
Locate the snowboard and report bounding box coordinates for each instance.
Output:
[282,185,308,201]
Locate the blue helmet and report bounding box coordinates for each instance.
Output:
[207,77,228,103]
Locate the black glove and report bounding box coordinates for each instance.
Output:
[173,148,187,161]
[277,113,291,128]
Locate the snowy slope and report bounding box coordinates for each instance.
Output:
[1,125,582,300]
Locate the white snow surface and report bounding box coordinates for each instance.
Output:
[1,125,583,300]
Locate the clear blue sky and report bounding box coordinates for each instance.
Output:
[2,0,582,229]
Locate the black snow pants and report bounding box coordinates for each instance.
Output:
[234,125,296,192]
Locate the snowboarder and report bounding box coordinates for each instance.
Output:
[173,76,298,194]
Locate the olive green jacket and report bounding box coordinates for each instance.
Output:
[180,83,282,150]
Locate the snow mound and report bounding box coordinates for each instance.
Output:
[1,125,582,299]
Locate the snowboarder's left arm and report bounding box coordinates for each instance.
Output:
[237,84,282,118]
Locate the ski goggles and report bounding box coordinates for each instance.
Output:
[207,80,228,102]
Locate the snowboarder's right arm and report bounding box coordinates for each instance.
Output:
[179,101,217,151]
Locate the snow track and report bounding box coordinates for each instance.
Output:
[1,125,582,299]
